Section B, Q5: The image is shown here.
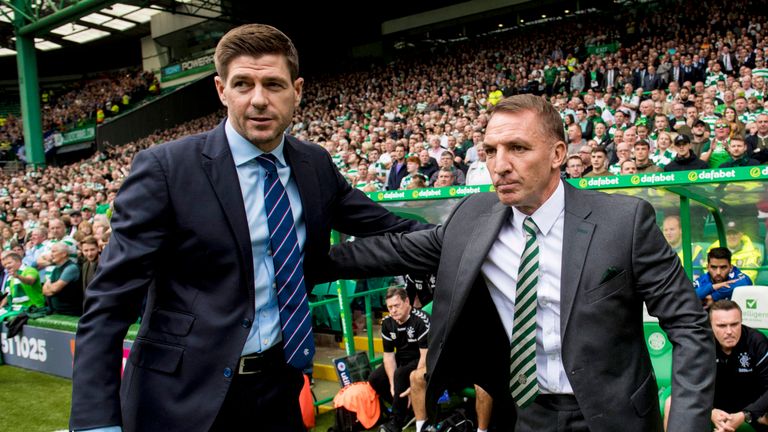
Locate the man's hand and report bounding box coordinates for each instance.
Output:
[711,408,734,432]
[712,280,737,291]
[399,387,412,408]
[722,411,746,432]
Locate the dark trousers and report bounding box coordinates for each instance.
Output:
[210,357,305,432]
[516,394,589,432]
[369,360,419,426]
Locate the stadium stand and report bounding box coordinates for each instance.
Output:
[3,0,768,428]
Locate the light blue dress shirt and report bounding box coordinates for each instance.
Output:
[79,122,307,432]
[226,120,307,356]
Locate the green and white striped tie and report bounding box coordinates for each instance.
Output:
[509,216,540,408]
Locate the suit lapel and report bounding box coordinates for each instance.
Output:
[560,185,594,336]
[200,122,255,291]
[447,200,510,330]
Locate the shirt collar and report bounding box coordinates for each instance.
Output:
[510,180,565,236]
[225,119,287,168]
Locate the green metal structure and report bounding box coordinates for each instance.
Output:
[1,0,119,167]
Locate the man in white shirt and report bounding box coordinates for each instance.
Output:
[465,144,492,185]
[327,94,714,432]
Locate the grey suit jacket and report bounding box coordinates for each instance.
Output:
[328,183,714,431]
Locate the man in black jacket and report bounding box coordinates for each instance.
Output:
[665,134,709,172]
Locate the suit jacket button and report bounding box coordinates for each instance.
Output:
[242,319,252,328]
[224,367,233,378]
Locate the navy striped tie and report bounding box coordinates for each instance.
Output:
[256,154,314,370]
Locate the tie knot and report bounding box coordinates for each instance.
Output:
[523,217,538,237]
[256,154,278,174]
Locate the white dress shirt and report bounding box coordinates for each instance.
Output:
[481,180,572,394]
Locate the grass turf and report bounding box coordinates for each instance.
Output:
[0,365,408,432]
[0,366,72,432]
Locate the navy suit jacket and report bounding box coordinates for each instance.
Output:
[69,120,425,432]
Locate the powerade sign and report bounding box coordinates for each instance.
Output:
[1,323,134,379]
[161,54,216,81]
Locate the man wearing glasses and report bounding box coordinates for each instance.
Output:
[701,121,733,168]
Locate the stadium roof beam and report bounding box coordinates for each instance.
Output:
[13,0,119,37]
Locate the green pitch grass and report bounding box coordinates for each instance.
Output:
[0,365,406,431]
[0,366,71,432]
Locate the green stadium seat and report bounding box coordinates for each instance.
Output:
[643,321,672,391]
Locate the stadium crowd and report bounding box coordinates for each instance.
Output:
[0,0,767,313]
[0,69,159,161]
[0,1,768,430]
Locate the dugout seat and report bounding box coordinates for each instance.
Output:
[642,303,673,392]
[731,286,768,330]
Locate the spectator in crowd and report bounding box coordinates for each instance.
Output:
[369,287,429,432]
[564,154,585,179]
[665,134,708,172]
[619,159,638,175]
[609,141,633,174]
[694,247,753,308]
[577,145,593,175]
[662,214,705,279]
[708,221,763,282]
[23,227,46,268]
[747,113,768,162]
[10,219,28,246]
[567,123,586,154]
[42,242,82,316]
[664,300,768,432]
[633,140,662,173]
[432,167,457,187]
[701,121,733,168]
[36,218,78,282]
[400,156,429,190]
[465,144,491,185]
[0,250,44,321]
[583,145,612,177]
[720,137,761,167]
[418,149,439,181]
[79,236,100,293]
[690,119,711,158]
[387,144,408,190]
[429,151,465,186]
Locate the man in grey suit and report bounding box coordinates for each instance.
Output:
[327,94,714,431]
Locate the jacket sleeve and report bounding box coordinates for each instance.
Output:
[328,151,431,236]
[70,149,171,431]
[632,199,715,432]
[693,276,713,300]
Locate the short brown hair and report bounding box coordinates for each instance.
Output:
[215,24,299,81]
[385,287,407,301]
[709,299,741,317]
[81,236,99,248]
[490,94,566,143]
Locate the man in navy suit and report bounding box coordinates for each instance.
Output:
[69,24,424,432]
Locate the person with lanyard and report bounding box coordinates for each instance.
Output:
[701,120,733,168]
